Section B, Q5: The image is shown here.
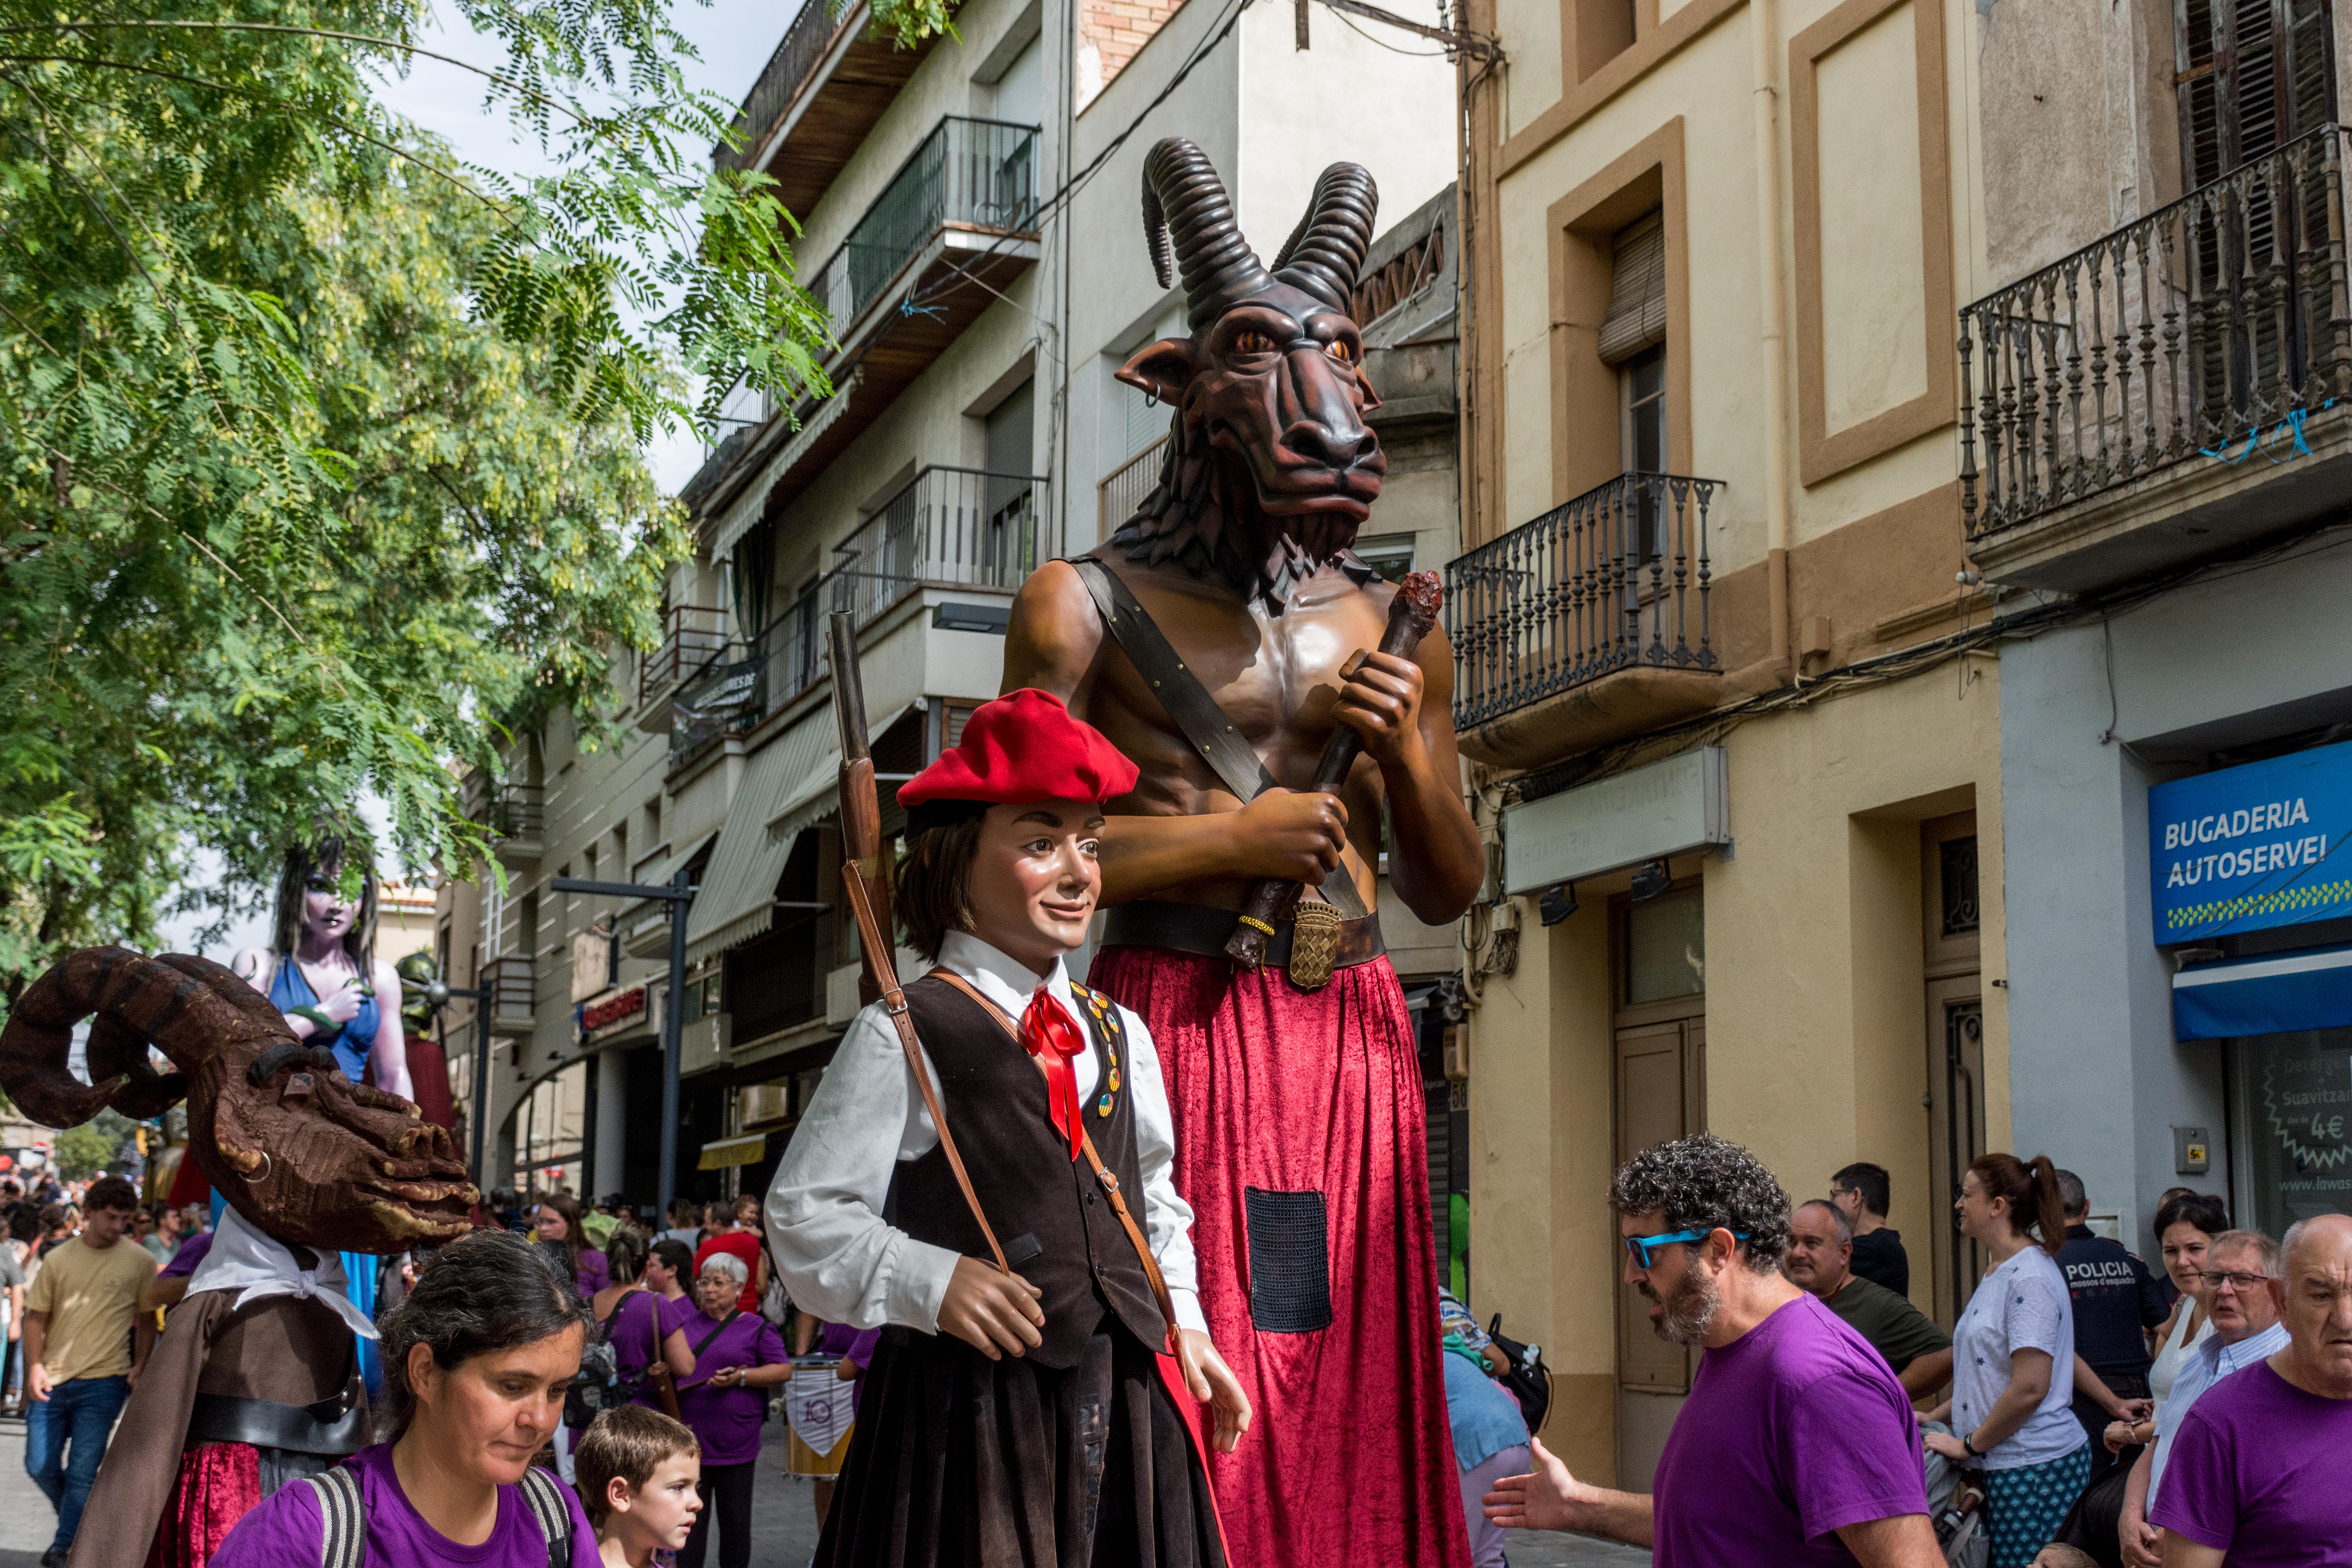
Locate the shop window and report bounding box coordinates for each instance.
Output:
[2230,1030,2352,1236]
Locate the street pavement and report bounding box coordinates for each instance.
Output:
[0,1398,1649,1567]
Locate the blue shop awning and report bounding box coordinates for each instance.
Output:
[2172,945,2352,1040]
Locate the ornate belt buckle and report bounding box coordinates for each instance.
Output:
[1288,900,1343,991]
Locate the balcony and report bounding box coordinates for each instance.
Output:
[485,953,536,1038]
[697,117,1043,530]
[1960,125,2352,595]
[1099,437,1167,540]
[713,0,941,219]
[635,604,728,732]
[1447,472,1723,768]
[485,783,544,869]
[668,466,1047,773]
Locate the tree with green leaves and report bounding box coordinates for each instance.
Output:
[0,0,942,1011]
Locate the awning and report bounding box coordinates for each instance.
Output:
[2172,945,2352,1040]
[622,830,719,958]
[696,1132,769,1171]
[682,701,909,966]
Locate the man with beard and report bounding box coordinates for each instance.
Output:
[1484,1135,1943,1568]
[1002,139,1482,1568]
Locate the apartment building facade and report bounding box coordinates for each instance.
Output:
[1453,0,2002,1488]
[1968,0,2352,1276]
[436,0,1464,1213]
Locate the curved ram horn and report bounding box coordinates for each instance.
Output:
[1142,137,1269,329]
[0,947,249,1127]
[1272,162,1380,316]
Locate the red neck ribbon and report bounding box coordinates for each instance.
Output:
[1019,985,1087,1161]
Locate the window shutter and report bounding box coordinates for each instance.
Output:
[1597,213,1668,367]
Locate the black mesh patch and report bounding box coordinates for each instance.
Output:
[1245,1187,1333,1333]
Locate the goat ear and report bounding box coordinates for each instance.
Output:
[1115,339,1195,405]
[1352,363,1384,413]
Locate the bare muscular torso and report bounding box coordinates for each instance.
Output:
[1002,549,1481,924]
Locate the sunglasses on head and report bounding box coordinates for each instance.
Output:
[1623,1228,1749,1270]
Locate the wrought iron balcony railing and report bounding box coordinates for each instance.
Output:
[637,604,728,708]
[713,0,842,172]
[483,781,543,843]
[1446,473,1721,731]
[668,466,1045,770]
[803,117,1040,339]
[1960,124,2352,541]
[1099,436,1168,539]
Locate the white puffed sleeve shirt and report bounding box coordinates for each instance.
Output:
[763,930,1207,1338]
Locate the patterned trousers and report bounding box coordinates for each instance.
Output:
[1984,1442,2093,1568]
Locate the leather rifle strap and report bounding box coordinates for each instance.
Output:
[839,864,1010,1277]
[927,968,1181,1350]
[1063,557,1369,923]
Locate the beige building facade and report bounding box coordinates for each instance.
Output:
[1453,0,2010,1488]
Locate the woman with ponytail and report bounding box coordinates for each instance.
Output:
[1922,1153,2090,1567]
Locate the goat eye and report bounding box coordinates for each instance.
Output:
[1232,330,1277,354]
[1327,340,1357,365]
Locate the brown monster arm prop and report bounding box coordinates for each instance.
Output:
[1224,572,1443,966]
[0,947,476,1253]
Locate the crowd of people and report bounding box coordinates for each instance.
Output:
[1480,1137,2352,1568]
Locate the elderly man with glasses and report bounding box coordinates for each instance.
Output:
[2087,1229,2287,1568]
[1486,1135,1944,1568]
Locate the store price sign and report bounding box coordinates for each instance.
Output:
[2150,740,2352,944]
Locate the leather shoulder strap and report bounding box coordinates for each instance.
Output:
[1064,556,1279,805]
[1063,556,1367,920]
[928,969,1180,1351]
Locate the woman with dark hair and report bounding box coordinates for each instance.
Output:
[2144,1191,2230,1410]
[613,1240,693,1411]
[591,1232,647,1326]
[1923,1152,2089,1568]
[209,1230,599,1566]
[537,1193,609,1299]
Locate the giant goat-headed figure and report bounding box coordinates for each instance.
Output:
[2,947,475,1567]
[1111,137,1388,609]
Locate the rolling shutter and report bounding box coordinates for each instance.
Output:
[1597,213,1667,367]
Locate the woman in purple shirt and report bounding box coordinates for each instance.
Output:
[610,1238,694,1407]
[211,1229,600,1568]
[660,1252,789,1568]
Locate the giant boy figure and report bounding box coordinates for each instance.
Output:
[1004,138,1483,1567]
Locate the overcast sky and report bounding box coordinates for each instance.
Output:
[370,0,800,493]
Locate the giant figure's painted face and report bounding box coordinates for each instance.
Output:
[0,948,476,1252]
[1108,141,1389,610]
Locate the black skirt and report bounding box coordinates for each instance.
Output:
[817,1316,1226,1568]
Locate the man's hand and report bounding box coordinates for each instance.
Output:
[27,1363,50,1403]
[1174,1328,1251,1453]
[1483,1434,1615,1536]
[1230,788,1348,884]
[1331,649,1427,769]
[936,1257,1044,1361]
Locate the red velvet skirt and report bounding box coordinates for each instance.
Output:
[1089,947,1470,1568]
[143,1442,264,1568]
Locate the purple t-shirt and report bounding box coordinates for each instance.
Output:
[159,1229,214,1278]
[572,1247,609,1300]
[608,1289,668,1405]
[2150,1360,2352,1564]
[210,1443,598,1567]
[661,1295,788,1466]
[1652,1292,1929,1568]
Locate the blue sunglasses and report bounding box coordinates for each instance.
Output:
[1623,1228,1749,1270]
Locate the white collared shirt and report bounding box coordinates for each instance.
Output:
[763,930,1206,1338]
[2147,1317,2291,1509]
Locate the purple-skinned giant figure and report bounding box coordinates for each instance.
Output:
[1002,139,1483,1568]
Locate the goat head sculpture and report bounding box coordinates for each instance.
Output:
[0,947,477,1252]
[1113,138,1388,610]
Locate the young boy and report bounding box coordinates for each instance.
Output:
[767,688,1250,1567]
[577,1405,702,1568]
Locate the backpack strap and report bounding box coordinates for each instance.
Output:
[304,1466,364,1568]
[517,1465,572,1568]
